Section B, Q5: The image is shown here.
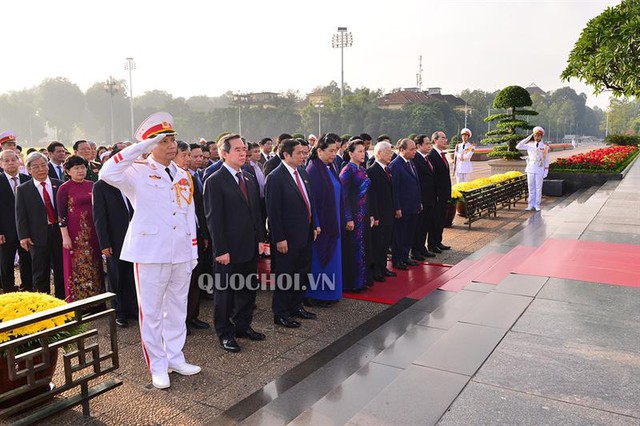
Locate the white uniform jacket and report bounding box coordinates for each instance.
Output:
[516,136,550,176]
[454,142,474,173]
[98,136,198,264]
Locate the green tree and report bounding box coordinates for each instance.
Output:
[561,0,640,98]
[603,98,639,134]
[0,89,46,146]
[482,85,538,159]
[84,79,130,143]
[36,77,85,141]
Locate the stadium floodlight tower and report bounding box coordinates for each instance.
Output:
[332,27,353,108]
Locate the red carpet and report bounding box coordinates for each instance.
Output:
[344,261,451,304]
[257,258,451,305]
[472,246,538,285]
[512,239,640,288]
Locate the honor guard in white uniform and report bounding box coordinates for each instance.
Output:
[516,126,549,212]
[99,112,201,389]
[454,128,474,183]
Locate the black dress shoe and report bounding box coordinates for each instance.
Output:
[374,275,386,282]
[188,318,211,329]
[411,254,426,261]
[220,337,241,352]
[236,328,266,341]
[292,308,316,320]
[428,246,442,254]
[406,259,419,266]
[384,269,397,277]
[115,318,129,328]
[394,263,408,270]
[274,316,301,328]
[438,244,451,250]
[424,251,436,258]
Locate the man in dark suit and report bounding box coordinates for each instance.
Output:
[73,140,100,182]
[263,133,292,177]
[334,138,347,172]
[0,150,32,292]
[427,131,452,253]
[412,135,437,259]
[204,134,266,352]
[15,152,64,298]
[93,158,137,327]
[389,138,421,270]
[257,137,273,166]
[47,141,67,181]
[366,141,396,282]
[265,138,320,328]
[203,158,224,182]
[183,143,211,332]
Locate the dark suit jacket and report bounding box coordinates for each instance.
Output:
[204,166,265,264]
[191,173,210,252]
[15,178,64,246]
[263,155,281,177]
[366,163,394,227]
[428,148,452,202]
[412,152,437,207]
[258,152,270,166]
[334,154,345,173]
[48,162,66,181]
[92,179,132,257]
[203,159,224,182]
[0,173,31,242]
[265,163,317,249]
[389,155,421,214]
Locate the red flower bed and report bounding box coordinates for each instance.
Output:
[551,146,638,171]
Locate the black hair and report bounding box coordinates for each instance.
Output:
[201,146,210,153]
[73,140,89,152]
[279,138,301,158]
[377,134,390,143]
[259,137,272,146]
[277,133,292,144]
[26,147,37,155]
[343,139,365,163]
[308,133,340,161]
[63,155,88,171]
[247,142,259,150]
[47,141,65,153]
[219,134,243,153]
[177,141,190,152]
[359,133,372,142]
[414,134,428,145]
[189,143,202,151]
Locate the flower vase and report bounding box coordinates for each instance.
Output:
[0,348,59,409]
[456,200,467,217]
[445,203,457,227]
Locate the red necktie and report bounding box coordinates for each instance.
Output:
[427,157,434,173]
[441,152,448,168]
[293,170,311,222]
[40,181,56,224]
[236,172,249,203]
[384,166,391,182]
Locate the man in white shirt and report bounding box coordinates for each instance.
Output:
[47,141,67,181]
[454,128,475,183]
[516,126,549,211]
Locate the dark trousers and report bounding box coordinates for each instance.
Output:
[30,225,64,299]
[412,205,435,255]
[187,257,205,323]
[213,257,258,339]
[429,200,447,247]
[392,213,418,266]
[106,255,137,320]
[371,222,393,277]
[272,241,311,318]
[0,239,32,292]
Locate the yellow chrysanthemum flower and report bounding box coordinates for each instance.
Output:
[0,293,74,344]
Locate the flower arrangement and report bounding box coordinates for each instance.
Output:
[550,146,638,172]
[0,292,77,356]
[450,171,524,201]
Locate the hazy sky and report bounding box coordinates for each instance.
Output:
[2,0,620,109]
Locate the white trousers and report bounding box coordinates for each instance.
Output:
[456,173,471,183]
[133,262,192,375]
[527,172,543,209]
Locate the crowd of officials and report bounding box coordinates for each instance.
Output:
[0,113,461,388]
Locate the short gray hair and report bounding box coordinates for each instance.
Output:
[0,150,21,162]
[25,152,49,168]
[373,141,392,158]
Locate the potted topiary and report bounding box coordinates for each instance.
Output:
[0,292,81,408]
[482,85,538,173]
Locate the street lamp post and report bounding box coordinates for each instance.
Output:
[315,102,325,136]
[332,27,353,108]
[124,57,136,139]
[104,76,120,145]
